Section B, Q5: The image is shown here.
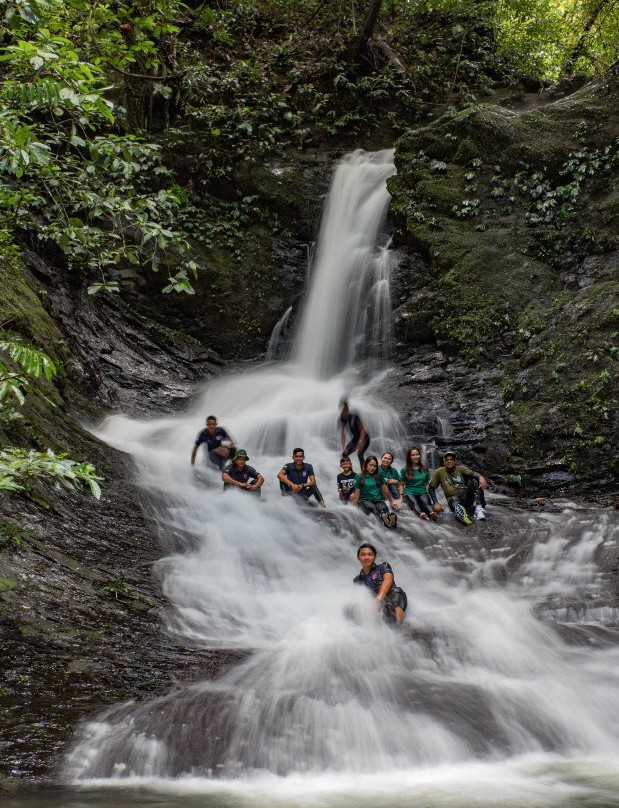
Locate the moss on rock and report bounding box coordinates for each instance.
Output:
[391,69,618,490]
[0,251,65,363]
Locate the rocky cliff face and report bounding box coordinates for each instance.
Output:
[389,71,618,494]
[0,248,240,786]
[104,149,334,360]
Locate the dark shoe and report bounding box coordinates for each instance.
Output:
[387,512,397,529]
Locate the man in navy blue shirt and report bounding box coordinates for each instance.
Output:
[191,415,236,470]
[340,399,370,471]
[278,448,326,507]
[222,449,264,495]
[353,543,407,625]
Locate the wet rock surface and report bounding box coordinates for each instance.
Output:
[389,70,618,492]
[0,255,245,786]
[21,249,220,418]
[389,346,513,484]
[0,431,244,785]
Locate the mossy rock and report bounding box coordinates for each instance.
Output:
[502,281,618,479]
[433,243,558,355]
[392,69,618,491]
[0,253,65,364]
[234,161,324,225]
[0,252,83,450]
[415,167,468,212]
[0,577,17,592]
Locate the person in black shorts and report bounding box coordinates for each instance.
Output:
[191,415,236,470]
[353,543,407,625]
[278,448,326,507]
[337,456,356,504]
[339,399,370,471]
[222,449,264,494]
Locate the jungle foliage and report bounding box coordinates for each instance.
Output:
[0,0,616,296]
[0,338,102,496]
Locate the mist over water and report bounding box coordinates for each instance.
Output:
[62,151,619,806]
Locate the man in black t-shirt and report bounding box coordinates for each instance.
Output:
[337,456,356,503]
[222,449,264,494]
[191,415,236,470]
[339,399,370,471]
[278,448,326,507]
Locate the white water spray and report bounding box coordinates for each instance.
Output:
[64,151,619,806]
[293,149,396,378]
[265,305,293,360]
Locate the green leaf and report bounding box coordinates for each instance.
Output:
[87,280,120,295]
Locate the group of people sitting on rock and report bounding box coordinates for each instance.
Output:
[337,447,487,527]
[190,408,488,527]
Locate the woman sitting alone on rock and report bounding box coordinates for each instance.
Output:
[400,446,437,520]
[351,456,398,529]
[353,543,407,625]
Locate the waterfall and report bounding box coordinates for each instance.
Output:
[436,414,453,440]
[62,151,619,805]
[293,149,396,378]
[265,306,293,360]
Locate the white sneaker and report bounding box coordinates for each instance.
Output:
[474,505,486,520]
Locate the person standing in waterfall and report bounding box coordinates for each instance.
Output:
[278,448,326,507]
[429,450,488,525]
[191,415,236,470]
[351,455,398,528]
[339,399,370,471]
[400,446,437,520]
[353,543,407,626]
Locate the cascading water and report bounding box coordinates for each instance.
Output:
[265,305,293,360]
[293,149,396,378]
[62,151,619,807]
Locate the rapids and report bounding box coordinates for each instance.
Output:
[60,150,619,807]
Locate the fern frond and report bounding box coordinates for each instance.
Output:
[0,340,57,380]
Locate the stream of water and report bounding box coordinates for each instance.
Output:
[27,150,618,807]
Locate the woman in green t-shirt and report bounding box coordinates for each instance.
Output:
[352,455,398,529]
[399,446,437,520]
[378,451,403,505]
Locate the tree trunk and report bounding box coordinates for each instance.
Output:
[563,0,613,75]
[346,0,384,63]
